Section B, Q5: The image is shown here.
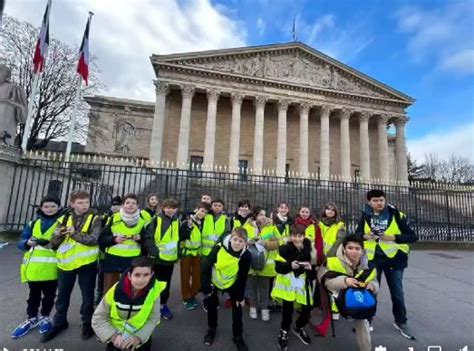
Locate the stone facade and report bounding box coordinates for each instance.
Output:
[85,42,414,183]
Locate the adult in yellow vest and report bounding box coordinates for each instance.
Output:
[99,194,146,294]
[12,196,61,339]
[246,207,279,322]
[355,189,418,340]
[319,234,379,351]
[140,193,160,226]
[41,190,102,342]
[143,197,187,321]
[294,206,317,242]
[92,257,166,351]
[180,202,209,310]
[272,224,315,350]
[318,202,346,257]
[201,228,251,351]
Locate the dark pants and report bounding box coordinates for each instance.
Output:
[106,337,152,351]
[26,280,58,318]
[207,286,243,337]
[281,300,311,331]
[95,262,104,304]
[374,265,407,324]
[53,262,97,327]
[154,263,174,305]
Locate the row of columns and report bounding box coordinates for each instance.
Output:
[150,80,409,183]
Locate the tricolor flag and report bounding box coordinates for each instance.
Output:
[77,13,93,85]
[32,0,51,73]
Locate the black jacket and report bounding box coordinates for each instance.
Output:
[202,234,251,302]
[355,204,418,269]
[275,238,316,280]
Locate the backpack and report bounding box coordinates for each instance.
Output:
[248,244,266,271]
[335,287,377,320]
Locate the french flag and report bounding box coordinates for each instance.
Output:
[32,0,51,74]
[77,13,92,85]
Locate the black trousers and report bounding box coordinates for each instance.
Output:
[281,300,312,331]
[26,280,58,318]
[207,286,243,337]
[105,337,152,351]
[53,262,97,326]
[154,263,174,305]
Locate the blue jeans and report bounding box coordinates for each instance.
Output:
[373,264,407,324]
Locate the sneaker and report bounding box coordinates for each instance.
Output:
[161,304,174,320]
[204,328,216,346]
[232,336,249,351]
[277,329,289,351]
[184,300,196,311]
[203,298,209,312]
[40,322,68,342]
[11,317,39,339]
[393,322,416,340]
[332,313,340,320]
[249,307,257,319]
[261,309,270,322]
[38,316,53,334]
[292,326,311,345]
[81,323,95,340]
[190,297,199,308]
[224,298,233,308]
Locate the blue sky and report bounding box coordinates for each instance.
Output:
[5,0,474,161]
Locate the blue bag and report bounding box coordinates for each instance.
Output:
[335,287,377,319]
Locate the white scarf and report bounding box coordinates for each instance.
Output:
[277,212,288,223]
[120,208,140,227]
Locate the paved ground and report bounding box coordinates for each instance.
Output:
[0,241,473,351]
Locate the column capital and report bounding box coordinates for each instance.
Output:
[320,105,332,117]
[299,102,311,114]
[231,92,244,106]
[181,85,195,99]
[377,114,390,124]
[154,80,170,96]
[278,99,290,111]
[254,95,267,108]
[338,108,352,120]
[359,111,372,122]
[394,115,409,126]
[206,89,220,102]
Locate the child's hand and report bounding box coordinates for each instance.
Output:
[27,239,37,247]
[291,261,300,270]
[132,235,140,241]
[366,283,376,292]
[115,235,127,244]
[112,333,125,348]
[301,262,312,270]
[344,277,360,288]
[122,335,141,349]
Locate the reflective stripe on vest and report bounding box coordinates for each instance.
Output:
[319,221,345,254]
[105,280,166,341]
[211,245,239,290]
[363,213,410,261]
[21,219,59,283]
[247,225,278,277]
[106,213,144,258]
[201,214,227,256]
[182,222,202,256]
[326,256,377,283]
[154,217,180,261]
[56,213,99,271]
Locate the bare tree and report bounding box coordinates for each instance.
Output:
[0,15,104,150]
[420,153,473,184]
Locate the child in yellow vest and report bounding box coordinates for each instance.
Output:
[92,257,165,351]
[12,196,61,339]
[294,206,317,242]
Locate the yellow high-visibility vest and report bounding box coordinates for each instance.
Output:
[154,217,180,262]
[56,213,99,271]
[201,214,227,257]
[182,221,202,257]
[211,244,239,290]
[106,213,145,258]
[318,221,345,255]
[21,219,59,283]
[246,224,277,277]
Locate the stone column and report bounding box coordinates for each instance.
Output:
[276,99,289,177]
[339,108,352,181]
[319,105,331,180]
[228,92,244,172]
[299,103,310,177]
[252,96,266,175]
[176,85,195,168]
[149,80,169,163]
[377,114,390,182]
[359,111,371,182]
[395,116,409,184]
[203,89,220,171]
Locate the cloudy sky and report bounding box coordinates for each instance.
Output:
[4,0,474,162]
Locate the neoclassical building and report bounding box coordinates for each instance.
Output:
[85,42,414,183]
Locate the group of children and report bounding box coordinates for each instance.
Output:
[12,189,417,351]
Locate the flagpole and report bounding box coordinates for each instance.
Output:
[65,77,81,162]
[21,73,40,153]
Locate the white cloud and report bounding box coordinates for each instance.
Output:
[5,0,247,101]
[440,49,474,75]
[256,17,265,36]
[408,122,474,162]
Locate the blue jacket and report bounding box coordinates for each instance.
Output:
[18,211,62,251]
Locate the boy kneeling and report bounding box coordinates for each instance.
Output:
[202,227,251,351]
[319,234,379,351]
[92,257,166,351]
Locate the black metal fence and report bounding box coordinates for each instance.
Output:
[2,158,473,242]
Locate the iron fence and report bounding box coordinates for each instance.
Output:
[2,158,473,242]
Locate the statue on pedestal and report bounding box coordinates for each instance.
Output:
[0,64,27,145]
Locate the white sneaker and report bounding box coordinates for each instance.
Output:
[249,307,257,319]
[261,309,270,321]
[332,313,340,320]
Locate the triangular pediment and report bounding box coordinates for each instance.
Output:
[152,42,414,104]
